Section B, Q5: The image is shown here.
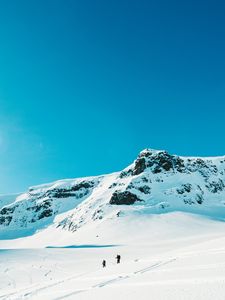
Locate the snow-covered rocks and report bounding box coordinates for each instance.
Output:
[1,148,225,237]
[0,177,100,233]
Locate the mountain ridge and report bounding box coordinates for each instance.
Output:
[1,148,225,239]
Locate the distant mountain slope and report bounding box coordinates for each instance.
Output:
[1,148,225,239]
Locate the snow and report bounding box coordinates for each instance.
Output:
[1,212,225,299]
[1,149,225,299]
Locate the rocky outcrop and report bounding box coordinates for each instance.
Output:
[177,184,192,194]
[0,205,17,225]
[120,149,221,179]
[0,178,99,228]
[122,149,185,177]
[29,180,96,199]
[110,191,143,205]
[205,179,225,193]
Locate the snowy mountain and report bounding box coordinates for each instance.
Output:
[1,148,225,239]
[1,149,225,300]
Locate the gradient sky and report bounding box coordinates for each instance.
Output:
[0,0,225,193]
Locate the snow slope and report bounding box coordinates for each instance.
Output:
[1,212,225,300]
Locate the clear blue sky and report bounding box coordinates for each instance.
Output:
[0,0,225,193]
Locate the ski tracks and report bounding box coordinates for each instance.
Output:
[0,257,176,300]
[55,257,177,300]
[134,258,176,274]
[0,270,93,300]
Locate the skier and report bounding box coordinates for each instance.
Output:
[116,254,121,264]
[102,259,106,268]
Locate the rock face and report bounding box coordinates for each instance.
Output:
[133,150,175,175]
[110,191,142,205]
[0,178,99,230]
[124,149,220,177]
[1,148,225,236]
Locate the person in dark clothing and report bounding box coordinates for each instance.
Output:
[102,260,106,268]
[116,254,121,264]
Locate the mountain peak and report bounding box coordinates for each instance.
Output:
[138,148,166,156]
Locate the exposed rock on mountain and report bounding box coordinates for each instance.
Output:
[109,191,142,205]
[1,148,225,237]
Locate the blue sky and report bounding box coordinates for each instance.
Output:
[0,0,225,193]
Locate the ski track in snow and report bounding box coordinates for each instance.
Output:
[0,270,94,300]
[54,259,176,300]
[34,259,176,300]
[0,258,176,300]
